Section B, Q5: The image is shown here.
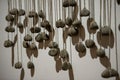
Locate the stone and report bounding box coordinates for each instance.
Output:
[4,40,14,48]
[30,27,41,33]
[102,68,118,78]
[96,48,105,57]
[68,26,78,36]
[69,0,77,7]
[17,22,23,28]
[15,62,22,69]
[65,17,73,26]
[85,39,95,48]
[18,9,25,16]
[9,8,18,15]
[75,42,86,53]
[27,61,34,69]
[90,21,98,30]
[72,20,81,27]
[35,33,43,42]
[30,42,37,50]
[5,14,14,22]
[60,49,68,58]
[38,10,45,19]
[23,41,29,48]
[5,26,15,32]
[48,41,58,48]
[101,26,111,35]
[24,34,32,41]
[48,48,58,56]
[56,19,65,28]
[80,7,90,17]
[63,0,69,7]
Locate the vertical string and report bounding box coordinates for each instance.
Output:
[79,0,82,21]
[14,0,19,62]
[19,0,23,64]
[103,0,106,26]
[107,0,111,60]
[114,0,118,72]
[92,0,95,41]
[84,0,86,8]
[62,0,65,49]
[68,0,72,64]
[32,0,35,11]
[59,0,61,19]
[50,0,54,40]
[93,0,95,19]
[88,0,91,40]
[103,0,106,51]
[99,0,102,48]
[56,0,59,45]
[7,0,10,40]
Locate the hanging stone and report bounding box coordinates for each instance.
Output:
[15,62,22,69]
[5,14,14,22]
[69,0,77,7]
[30,27,41,33]
[90,21,99,30]
[30,42,37,50]
[35,33,43,42]
[4,40,14,48]
[62,61,71,71]
[41,20,52,32]
[80,7,90,17]
[27,61,34,69]
[85,39,95,48]
[48,41,58,48]
[41,32,49,40]
[48,48,58,56]
[28,11,36,18]
[96,48,105,58]
[23,41,29,48]
[38,10,45,19]
[9,8,18,15]
[18,9,25,16]
[65,17,73,26]
[68,26,78,36]
[62,61,69,71]
[5,26,15,32]
[101,26,111,35]
[101,68,118,78]
[41,20,50,28]
[63,0,69,7]
[75,42,86,53]
[24,34,32,41]
[17,22,23,28]
[72,20,81,27]
[45,25,53,32]
[60,49,68,59]
[56,19,65,28]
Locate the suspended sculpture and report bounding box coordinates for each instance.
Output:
[4,0,120,80]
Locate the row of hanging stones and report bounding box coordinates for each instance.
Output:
[4,0,120,79]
